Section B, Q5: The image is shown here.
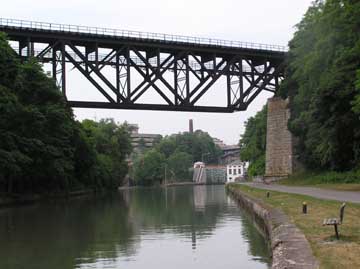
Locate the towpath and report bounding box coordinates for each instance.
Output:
[241,182,360,203]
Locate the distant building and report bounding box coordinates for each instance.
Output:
[193,162,206,183]
[212,137,227,149]
[220,145,240,164]
[129,124,162,153]
[226,160,248,183]
[193,162,227,184]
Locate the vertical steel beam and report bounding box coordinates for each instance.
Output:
[52,47,57,82]
[174,55,178,105]
[226,64,231,107]
[239,59,244,98]
[61,42,66,97]
[26,37,31,59]
[116,52,120,103]
[126,47,131,102]
[95,42,99,68]
[185,54,190,103]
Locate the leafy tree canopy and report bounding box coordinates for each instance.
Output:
[280,0,360,171]
[0,33,132,194]
[239,106,267,176]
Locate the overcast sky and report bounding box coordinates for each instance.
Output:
[1,0,313,144]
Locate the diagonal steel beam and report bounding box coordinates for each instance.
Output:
[129,54,173,101]
[90,47,125,74]
[182,54,202,81]
[188,59,227,100]
[65,51,116,103]
[232,64,274,107]
[131,48,186,102]
[190,59,231,106]
[130,51,186,104]
[67,42,126,103]
[130,57,174,104]
[36,41,59,59]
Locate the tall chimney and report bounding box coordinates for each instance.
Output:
[189,119,194,133]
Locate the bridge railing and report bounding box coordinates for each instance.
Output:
[0,18,288,52]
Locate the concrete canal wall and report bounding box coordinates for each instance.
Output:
[227,184,318,269]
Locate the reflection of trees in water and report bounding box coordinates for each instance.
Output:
[239,209,272,265]
[0,194,138,269]
[124,185,229,243]
[0,186,270,268]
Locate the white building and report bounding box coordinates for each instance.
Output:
[226,161,248,183]
[193,162,206,183]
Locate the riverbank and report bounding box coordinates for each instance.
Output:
[228,183,360,269]
[227,183,318,269]
[0,189,95,207]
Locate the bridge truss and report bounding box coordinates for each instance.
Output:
[0,18,286,113]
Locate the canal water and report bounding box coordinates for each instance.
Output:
[0,185,271,269]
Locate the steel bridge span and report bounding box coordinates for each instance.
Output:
[0,18,287,113]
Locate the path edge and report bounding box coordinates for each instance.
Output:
[227,184,319,269]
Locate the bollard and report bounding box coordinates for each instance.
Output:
[302,202,307,214]
[266,191,270,198]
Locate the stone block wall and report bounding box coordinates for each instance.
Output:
[265,97,294,178]
[205,167,226,184]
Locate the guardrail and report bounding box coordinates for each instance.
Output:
[0,18,288,52]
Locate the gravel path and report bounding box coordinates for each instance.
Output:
[242,182,360,203]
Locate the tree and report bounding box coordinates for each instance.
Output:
[0,32,132,194]
[239,106,267,176]
[167,151,193,181]
[81,119,132,188]
[133,149,166,186]
[280,0,360,171]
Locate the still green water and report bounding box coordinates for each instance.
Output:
[0,185,271,269]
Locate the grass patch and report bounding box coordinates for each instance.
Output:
[279,171,360,191]
[229,183,360,269]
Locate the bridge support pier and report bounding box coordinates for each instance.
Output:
[265,97,299,181]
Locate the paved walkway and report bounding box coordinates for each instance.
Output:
[242,182,360,203]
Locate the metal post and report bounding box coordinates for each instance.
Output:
[61,42,66,97]
[27,37,31,59]
[116,52,120,103]
[334,224,339,239]
[174,56,178,105]
[185,55,190,103]
[239,59,244,98]
[95,42,98,68]
[226,64,231,107]
[126,47,131,101]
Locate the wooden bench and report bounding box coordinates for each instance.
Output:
[323,203,346,239]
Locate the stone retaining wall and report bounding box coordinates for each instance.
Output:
[227,184,319,269]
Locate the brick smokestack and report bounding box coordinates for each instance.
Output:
[189,119,194,133]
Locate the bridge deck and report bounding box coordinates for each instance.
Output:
[0,18,286,113]
[0,18,286,58]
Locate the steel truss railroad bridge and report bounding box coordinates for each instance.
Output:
[0,18,287,113]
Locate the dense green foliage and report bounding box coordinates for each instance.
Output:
[0,33,131,194]
[239,106,267,176]
[280,0,360,171]
[81,119,132,189]
[132,130,221,185]
[133,149,166,186]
